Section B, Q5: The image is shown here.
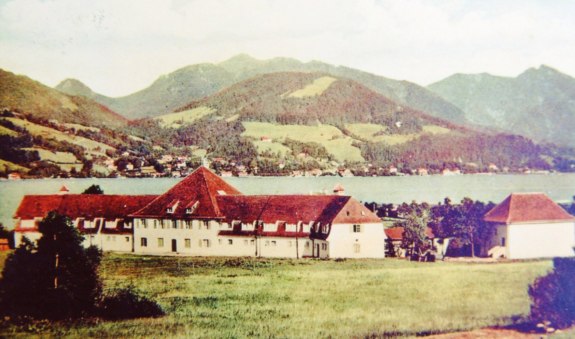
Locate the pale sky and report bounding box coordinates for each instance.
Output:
[1,0,574,97]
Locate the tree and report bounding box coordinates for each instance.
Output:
[82,184,104,195]
[0,212,102,319]
[0,223,14,248]
[395,201,432,259]
[529,257,575,330]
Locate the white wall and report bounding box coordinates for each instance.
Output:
[507,222,575,259]
[14,231,41,248]
[328,222,385,258]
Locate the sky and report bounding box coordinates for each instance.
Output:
[1,0,574,97]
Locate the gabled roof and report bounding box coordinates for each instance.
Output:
[216,195,380,225]
[14,195,158,220]
[484,193,575,224]
[384,226,435,240]
[130,166,241,219]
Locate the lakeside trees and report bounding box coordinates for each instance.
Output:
[385,197,497,258]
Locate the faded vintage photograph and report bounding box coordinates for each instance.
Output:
[0,0,574,337]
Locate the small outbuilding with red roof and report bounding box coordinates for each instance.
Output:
[484,193,575,259]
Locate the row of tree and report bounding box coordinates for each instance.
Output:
[384,198,496,258]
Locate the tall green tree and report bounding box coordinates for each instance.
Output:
[0,212,102,319]
[396,201,431,258]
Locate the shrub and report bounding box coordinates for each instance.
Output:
[98,286,164,320]
[529,257,575,329]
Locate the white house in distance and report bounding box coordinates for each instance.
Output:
[484,193,575,259]
[13,167,386,259]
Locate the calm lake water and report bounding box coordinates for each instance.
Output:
[1,173,575,228]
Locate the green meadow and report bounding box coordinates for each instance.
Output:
[0,252,556,337]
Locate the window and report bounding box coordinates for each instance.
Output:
[271,241,277,247]
[76,218,85,228]
[201,239,210,248]
[106,236,111,241]
[501,237,506,246]
[125,236,130,242]
[158,238,164,247]
[244,239,248,246]
[353,224,361,233]
[265,240,270,247]
[228,239,233,245]
[250,239,255,246]
[142,219,148,229]
[203,221,210,230]
[353,243,361,253]
[94,219,103,229]
[185,220,192,229]
[322,243,327,250]
[305,241,310,248]
[288,241,293,247]
[172,220,178,229]
[185,239,191,248]
[141,237,148,247]
[161,220,166,229]
[218,239,223,245]
[153,220,157,229]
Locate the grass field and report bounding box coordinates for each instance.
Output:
[0,159,28,173]
[287,76,337,98]
[242,122,364,162]
[5,118,114,156]
[22,148,78,164]
[0,125,18,137]
[0,253,554,337]
[346,123,451,145]
[155,106,216,128]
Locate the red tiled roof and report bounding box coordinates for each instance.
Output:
[216,195,380,225]
[384,226,435,240]
[484,193,575,224]
[14,195,158,220]
[130,166,241,219]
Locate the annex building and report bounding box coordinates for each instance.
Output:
[13,167,386,259]
[484,193,575,259]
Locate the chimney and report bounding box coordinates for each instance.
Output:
[58,185,70,195]
[333,183,345,196]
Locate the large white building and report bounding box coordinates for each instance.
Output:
[13,167,386,259]
[484,193,575,259]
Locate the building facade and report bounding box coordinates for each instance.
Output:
[484,193,575,259]
[14,167,386,259]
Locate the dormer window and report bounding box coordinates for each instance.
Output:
[217,190,227,195]
[167,200,179,214]
[186,201,199,214]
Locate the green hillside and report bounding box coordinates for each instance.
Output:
[1,69,127,129]
[131,72,565,173]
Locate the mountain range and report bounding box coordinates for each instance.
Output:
[428,65,575,147]
[2,55,575,177]
[56,54,467,124]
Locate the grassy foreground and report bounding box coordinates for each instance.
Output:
[0,253,553,337]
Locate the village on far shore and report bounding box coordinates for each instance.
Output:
[1,150,557,181]
[9,166,575,261]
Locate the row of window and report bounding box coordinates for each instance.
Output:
[138,237,323,249]
[88,235,130,243]
[139,219,211,230]
[137,219,337,233]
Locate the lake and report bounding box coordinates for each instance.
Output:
[1,173,575,228]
